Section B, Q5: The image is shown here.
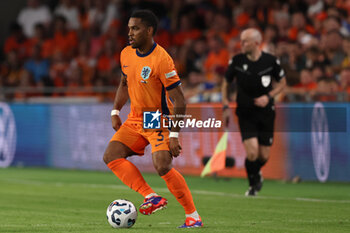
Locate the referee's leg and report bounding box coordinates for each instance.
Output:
[255,110,275,192]
[253,144,271,192]
[243,138,261,196]
[258,145,270,162]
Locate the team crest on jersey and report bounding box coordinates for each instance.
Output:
[261,75,271,87]
[243,64,248,71]
[141,66,152,80]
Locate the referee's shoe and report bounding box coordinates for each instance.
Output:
[245,172,263,196]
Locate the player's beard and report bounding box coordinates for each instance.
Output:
[130,38,145,49]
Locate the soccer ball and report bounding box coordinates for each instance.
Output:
[106,199,138,228]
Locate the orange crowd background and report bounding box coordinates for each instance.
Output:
[1,0,350,102]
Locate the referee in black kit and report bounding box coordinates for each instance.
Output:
[222,28,286,196]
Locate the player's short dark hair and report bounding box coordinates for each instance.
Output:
[131,10,158,35]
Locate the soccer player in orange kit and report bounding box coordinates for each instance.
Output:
[102,10,203,228]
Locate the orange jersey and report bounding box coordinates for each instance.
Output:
[120,43,181,121]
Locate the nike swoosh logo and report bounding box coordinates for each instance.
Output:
[123,65,129,68]
[155,143,163,147]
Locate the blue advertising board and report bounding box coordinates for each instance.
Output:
[1,102,349,182]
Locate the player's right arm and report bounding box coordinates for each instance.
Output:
[111,75,129,131]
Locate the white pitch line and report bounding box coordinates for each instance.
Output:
[1,178,350,204]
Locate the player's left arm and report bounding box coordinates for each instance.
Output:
[158,52,186,157]
[167,85,186,157]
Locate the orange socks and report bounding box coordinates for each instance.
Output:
[108,160,197,215]
[161,168,196,214]
[107,158,154,198]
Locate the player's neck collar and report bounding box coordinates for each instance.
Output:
[136,42,157,57]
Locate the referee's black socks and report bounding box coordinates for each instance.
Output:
[257,158,267,170]
[245,158,267,186]
[245,159,259,186]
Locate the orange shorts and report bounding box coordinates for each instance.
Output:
[110,119,170,154]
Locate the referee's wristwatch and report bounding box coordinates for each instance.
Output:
[223,105,229,111]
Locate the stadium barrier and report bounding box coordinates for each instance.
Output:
[0,102,349,182]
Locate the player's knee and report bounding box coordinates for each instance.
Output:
[103,150,122,164]
[103,151,112,164]
[154,164,171,176]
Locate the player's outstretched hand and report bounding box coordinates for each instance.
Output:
[111,115,122,131]
[169,137,182,157]
[254,95,270,108]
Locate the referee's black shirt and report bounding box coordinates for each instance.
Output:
[225,52,285,112]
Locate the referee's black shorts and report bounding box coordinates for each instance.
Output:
[237,107,275,146]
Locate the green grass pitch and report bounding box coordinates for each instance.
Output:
[0,167,349,233]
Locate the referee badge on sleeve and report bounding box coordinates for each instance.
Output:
[261,75,271,87]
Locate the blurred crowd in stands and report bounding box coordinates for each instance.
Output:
[1,0,350,102]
